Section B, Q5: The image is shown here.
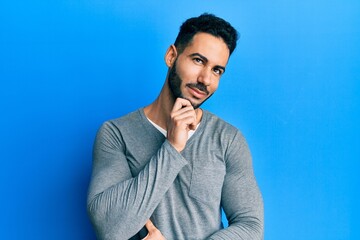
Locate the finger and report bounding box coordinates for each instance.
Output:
[171,106,195,118]
[145,220,157,231]
[173,98,192,111]
[171,112,197,127]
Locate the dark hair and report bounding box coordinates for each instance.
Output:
[174,13,239,55]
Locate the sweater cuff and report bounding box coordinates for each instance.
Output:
[162,139,189,166]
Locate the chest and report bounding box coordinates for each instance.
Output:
[125,135,227,204]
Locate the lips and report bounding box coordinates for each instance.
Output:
[188,86,207,99]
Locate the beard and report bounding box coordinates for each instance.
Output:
[167,59,212,109]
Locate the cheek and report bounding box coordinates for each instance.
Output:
[209,80,219,93]
[177,62,201,81]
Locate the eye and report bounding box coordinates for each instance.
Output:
[193,57,204,64]
[213,68,223,76]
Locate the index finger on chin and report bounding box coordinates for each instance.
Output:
[173,98,192,111]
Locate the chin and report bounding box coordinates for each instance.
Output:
[187,98,203,109]
[180,91,209,109]
[190,94,213,109]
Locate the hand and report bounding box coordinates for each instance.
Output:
[142,220,166,240]
[167,98,197,152]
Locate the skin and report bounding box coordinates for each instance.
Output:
[142,220,166,240]
[143,32,230,239]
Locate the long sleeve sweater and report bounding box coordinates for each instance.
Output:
[87,108,264,240]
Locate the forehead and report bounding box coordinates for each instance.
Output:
[180,32,230,66]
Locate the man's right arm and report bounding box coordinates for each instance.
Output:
[87,121,187,240]
[87,99,196,240]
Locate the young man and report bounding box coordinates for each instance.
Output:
[87,13,264,240]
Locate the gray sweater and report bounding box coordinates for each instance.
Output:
[87,108,264,240]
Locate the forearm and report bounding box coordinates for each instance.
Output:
[87,140,187,239]
[208,208,264,240]
[208,131,264,240]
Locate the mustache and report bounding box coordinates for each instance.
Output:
[186,83,209,95]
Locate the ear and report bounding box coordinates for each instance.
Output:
[164,45,178,68]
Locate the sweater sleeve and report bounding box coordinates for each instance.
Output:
[208,131,264,240]
[87,122,188,240]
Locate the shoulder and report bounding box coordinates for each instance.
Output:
[93,108,147,150]
[101,108,143,130]
[109,108,143,126]
[203,110,242,137]
[96,108,145,139]
[203,111,252,166]
[202,110,248,149]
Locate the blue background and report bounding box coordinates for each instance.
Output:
[1,1,359,239]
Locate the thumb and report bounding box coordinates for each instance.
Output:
[145,220,157,231]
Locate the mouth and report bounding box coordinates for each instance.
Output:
[187,86,208,99]
[186,83,209,99]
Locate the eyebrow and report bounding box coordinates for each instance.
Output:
[189,53,226,73]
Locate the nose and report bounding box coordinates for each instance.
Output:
[197,67,212,86]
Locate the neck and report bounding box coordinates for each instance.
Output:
[144,80,202,130]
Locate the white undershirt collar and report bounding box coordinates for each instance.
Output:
[147,118,200,140]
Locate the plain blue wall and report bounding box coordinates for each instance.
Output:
[1,1,359,239]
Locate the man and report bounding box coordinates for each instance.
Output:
[87,13,264,240]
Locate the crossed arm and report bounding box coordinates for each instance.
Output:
[208,131,264,239]
[141,131,264,240]
[87,122,188,239]
[87,99,195,239]
[87,99,263,239]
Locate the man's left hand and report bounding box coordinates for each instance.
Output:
[142,220,166,240]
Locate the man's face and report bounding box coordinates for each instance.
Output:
[167,33,230,109]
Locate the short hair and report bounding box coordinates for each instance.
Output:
[174,13,239,55]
